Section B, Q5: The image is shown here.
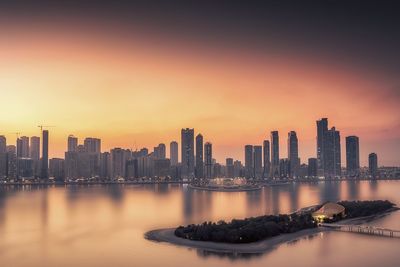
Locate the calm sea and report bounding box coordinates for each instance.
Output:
[0,180,399,267]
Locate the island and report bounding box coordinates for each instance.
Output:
[146,200,398,253]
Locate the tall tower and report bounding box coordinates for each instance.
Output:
[0,136,6,153]
[270,131,280,178]
[68,135,78,152]
[181,128,194,178]
[41,130,49,179]
[324,127,341,178]
[204,142,212,179]
[195,134,204,179]
[287,131,299,178]
[263,140,270,179]
[30,136,40,177]
[316,118,328,176]
[346,136,360,177]
[368,153,378,178]
[244,145,253,179]
[253,145,263,179]
[20,136,30,158]
[169,141,178,166]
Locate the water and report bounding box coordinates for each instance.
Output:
[0,180,399,267]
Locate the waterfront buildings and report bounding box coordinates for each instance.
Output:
[254,145,263,179]
[195,134,204,179]
[316,118,328,176]
[369,153,378,178]
[181,128,194,178]
[346,136,360,177]
[263,140,270,179]
[270,131,280,178]
[204,142,212,179]
[170,141,178,166]
[41,130,49,179]
[244,145,253,179]
[288,131,299,178]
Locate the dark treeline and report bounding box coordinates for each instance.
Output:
[175,213,317,243]
[338,200,396,218]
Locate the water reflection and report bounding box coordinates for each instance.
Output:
[0,181,398,267]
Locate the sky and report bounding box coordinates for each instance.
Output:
[0,1,399,166]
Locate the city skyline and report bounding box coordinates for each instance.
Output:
[1,2,400,167]
[0,119,400,168]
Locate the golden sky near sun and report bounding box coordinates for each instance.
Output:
[0,23,399,165]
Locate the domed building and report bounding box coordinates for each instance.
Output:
[312,202,345,222]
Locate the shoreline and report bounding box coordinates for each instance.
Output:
[145,210,399,254]
[0,178,399,187]
[187,184,261,192]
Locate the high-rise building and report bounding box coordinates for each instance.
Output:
[287,131,299,178]
[181,128,194,178]
[0,136,7,178]
[308,158,317,177]
[270,131,280,178]
[65,151,79,179]
[153,159,170,177]
[253,145,263,179]
[324,127,341,178]
[368,153,378,178]
[6,146,17,179]
[41,130,49,179]
[17,158,34,178]
[68,135,78,152]
[316,118,328,176]
[233,160,242,177]
[263,140,270,179]
[204,142,212,179]
[244,145,253,179]
[170,141,178,166]
[16,138,23,158]
[20,136,30,158]
[100,152,111,179]
[226,158,234,178]
[195,134,203,178]
[30,136,40,177]
[84,137,101,154]
[111,148,125,179]
[279,158,290,178]
[126,159,139,179]
[346,136,360,177]
[49,158,64,181]
[0,135,6,153]
[30,136,40,160]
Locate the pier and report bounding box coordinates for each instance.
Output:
[321,223,400,238]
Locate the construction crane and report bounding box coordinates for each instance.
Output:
[38,125,55,132]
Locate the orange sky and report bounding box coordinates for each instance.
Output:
[0,22,399,166]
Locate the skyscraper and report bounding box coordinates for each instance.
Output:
[226,158,234,178]
[324,127,341,178]
[111,148,125,178]
[195,134,203,178]
[244,145,253,179]
[253,145,263,179]
[169,141,178,166]
[204,142,212,179]
[346,136,360,177]
[0,135,6,153]
[181,128,194,178]
[20,136,30,158]
[369,153,378,178]
[30,136,40,177]
[41,130,49,179]
[287,131,299,178]
[84,137,101,154]
[68,135,78,152]
[308,158,317,177]
[263,140,270,179]
[0,136,6,178]
[270,131,280,178]
[316,118,328,176]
